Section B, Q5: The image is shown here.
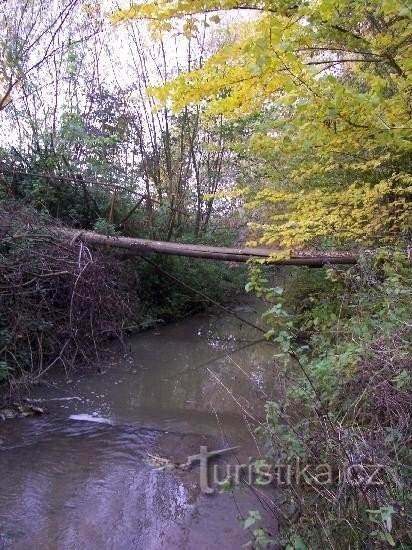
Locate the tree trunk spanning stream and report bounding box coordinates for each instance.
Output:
[60,228,358,266]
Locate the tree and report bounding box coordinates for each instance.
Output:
[112,0,412,248]
[0,0,90,111]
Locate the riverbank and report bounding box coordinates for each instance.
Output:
[0,202,247,396]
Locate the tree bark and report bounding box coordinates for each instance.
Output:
[58,227,358,266]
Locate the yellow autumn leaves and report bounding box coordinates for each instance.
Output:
[246,175,412,248]
[109,0,412,249]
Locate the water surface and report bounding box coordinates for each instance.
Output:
[0,304,278,549]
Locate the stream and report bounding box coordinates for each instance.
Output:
[0,303,279,549]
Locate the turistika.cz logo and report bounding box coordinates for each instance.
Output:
[187,446,385,494]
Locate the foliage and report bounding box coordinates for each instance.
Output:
[113,0,412,247]
[111,3,411,546]
[246,173,411,247]
[247,252,411,548]
[135,252,247,323]
[93,218,119,236]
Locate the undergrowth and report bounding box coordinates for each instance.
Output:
[0,201,246,394]
[246,249,411,548]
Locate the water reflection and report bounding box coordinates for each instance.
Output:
[0,304,278,549]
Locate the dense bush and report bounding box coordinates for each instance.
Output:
[135,253,247,324]
[0,202,140,392]
[247,251,411,548]
[0,201,246,392]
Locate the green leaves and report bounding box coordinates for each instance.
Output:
[0,361,11,382]
[242,510,261,529]
[367,505,397,546]
[262,303,284,316]
[242,512,275,549]
[93,218,118,236]
[274,330,291,352]
[286,534,307,550]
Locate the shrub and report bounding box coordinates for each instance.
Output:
[248,250,412,548]
[0,202,139,392]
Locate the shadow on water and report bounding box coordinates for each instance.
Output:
[0,302,279,549]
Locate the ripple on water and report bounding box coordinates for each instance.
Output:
[0,305,278,549]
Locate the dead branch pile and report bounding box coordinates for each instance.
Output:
[0,202,139,391]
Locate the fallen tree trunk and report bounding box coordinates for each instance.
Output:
[59,228,358,266]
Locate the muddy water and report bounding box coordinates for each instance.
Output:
[0,304,279,549]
